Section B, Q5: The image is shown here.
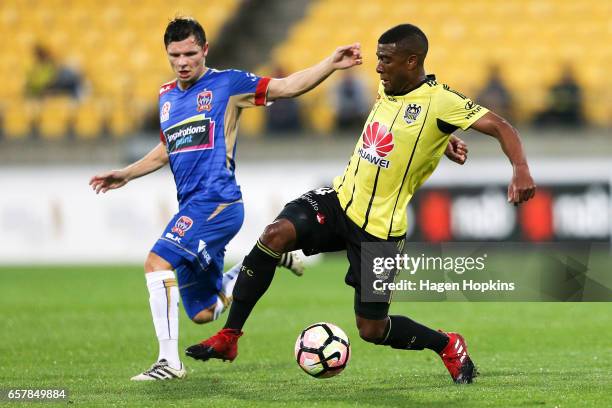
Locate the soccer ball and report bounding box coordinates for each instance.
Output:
[294,322,351,378]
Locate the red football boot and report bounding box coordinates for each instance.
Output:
[185,328,243,362]
[438,331,478,384]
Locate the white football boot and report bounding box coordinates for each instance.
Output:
[130,359,186,381]
[278,251,305,276]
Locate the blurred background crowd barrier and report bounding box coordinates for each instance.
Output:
[0,0,610,264]
[1,159,609,264]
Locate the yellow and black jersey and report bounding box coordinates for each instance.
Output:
[333,75,489,239]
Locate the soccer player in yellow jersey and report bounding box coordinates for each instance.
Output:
[187,24,536,384]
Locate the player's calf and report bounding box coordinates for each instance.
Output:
[186,219,301,363]
[191,252,303,328]
[143,269,182,373]
[227,218,298,312]
[374,315,449,352]
[222,239,281,331]
[361,314,477,384]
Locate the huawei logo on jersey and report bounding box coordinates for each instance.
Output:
[363,122,394,157]
[358,122,394,168]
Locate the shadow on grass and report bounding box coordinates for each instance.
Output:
[63,363,609,407]
[126,379,465,407]
[120,363,473,407]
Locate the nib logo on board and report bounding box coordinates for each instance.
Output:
[358,122,394,168]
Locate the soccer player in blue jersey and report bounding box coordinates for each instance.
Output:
[89,17,364,380]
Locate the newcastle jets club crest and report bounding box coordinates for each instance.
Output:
[403,103,422,125]
[197,90,213,112]
[171,216,193,237]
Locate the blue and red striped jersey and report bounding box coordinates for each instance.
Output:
[159,69,270,207]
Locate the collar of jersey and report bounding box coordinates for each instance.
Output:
[384,74,435,98]
[176,68,212,92]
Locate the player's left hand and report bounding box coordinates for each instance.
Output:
[330,43,363,70]
[444,134,468,165]
[89,170,129,194]
[508,164,536,205]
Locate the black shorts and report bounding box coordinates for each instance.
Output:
[277,187,405,320]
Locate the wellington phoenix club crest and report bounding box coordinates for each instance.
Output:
[358,122,394,168]
[404,103,422,124]
[171,216,194,237]
[197,90,213,112]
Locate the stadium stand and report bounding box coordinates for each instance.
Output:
[0,0,609,139]
[2,100,35,140]
[0,0,239,139]
[74,99,105,140]
[247,0,611,134]
[38,96,74,140]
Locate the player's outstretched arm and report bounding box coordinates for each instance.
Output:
[266,43,363,101]
[444,134,468,165]
[89,142,169,194]
[471,112,536,205]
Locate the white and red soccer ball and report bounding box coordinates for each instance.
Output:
[294,322,351,378]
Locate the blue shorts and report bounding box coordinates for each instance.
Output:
[151,199,244,319]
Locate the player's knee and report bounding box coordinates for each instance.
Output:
[358,326,384,343]
[144,257,157,273]
[260,219,296,253]
[144,252,173,273]
[191,308,214,324]
[356,319,386,344]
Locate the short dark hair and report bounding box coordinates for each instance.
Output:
[164,17,206,48]
[378,24,428,63]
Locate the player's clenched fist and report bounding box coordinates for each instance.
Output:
[444,135,469,165]
[89,170,129,194]
[330,43,363,70]
[508,164,536,205]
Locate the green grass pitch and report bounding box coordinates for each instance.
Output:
[1,257,611,407]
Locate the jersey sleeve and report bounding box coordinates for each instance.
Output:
[158,81,176,145]
[227,69,271,108]
[436,85,489,131]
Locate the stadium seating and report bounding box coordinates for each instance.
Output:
[0,0,239,140]
[2,99,35,140]
[74,99,105,140]
[38,96,75,140]
[0,0,609,139]
[248,0,611,134]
